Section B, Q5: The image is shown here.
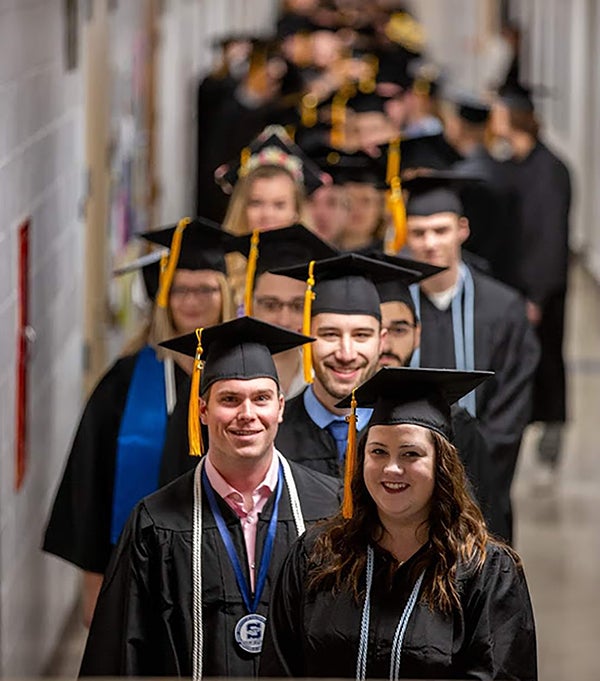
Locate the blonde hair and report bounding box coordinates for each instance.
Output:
[222,164,313,306]
[121,270,234,358]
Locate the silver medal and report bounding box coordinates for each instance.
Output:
[234,613,266,654]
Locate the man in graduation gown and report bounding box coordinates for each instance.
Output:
[272,253,423,477]
[491,84,571,478]
[79,317,340,678]
[403,172,540,543]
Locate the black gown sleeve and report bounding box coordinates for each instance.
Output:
[460,545,537,680]
[42,356,137,573]
[79,503,164,676]
[260,537,309,677]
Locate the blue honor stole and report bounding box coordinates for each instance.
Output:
[111,345,169,544]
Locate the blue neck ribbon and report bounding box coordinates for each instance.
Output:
[201,463,283,613]
[409,263,477,416]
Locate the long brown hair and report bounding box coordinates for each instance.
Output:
[307,428,515,614]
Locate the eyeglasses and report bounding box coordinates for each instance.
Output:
[383,322,417,338]
[254,297,305,315]
[170,285,221,299]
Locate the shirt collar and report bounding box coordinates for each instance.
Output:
[204,450,279,502]
[303,384,373,431]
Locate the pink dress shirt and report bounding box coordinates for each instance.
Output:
[204,453,280,590]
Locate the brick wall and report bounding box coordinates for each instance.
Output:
[0,0,84,674]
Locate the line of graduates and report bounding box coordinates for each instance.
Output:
[40,2,576,678]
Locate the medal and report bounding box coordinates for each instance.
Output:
[234,613,267,654]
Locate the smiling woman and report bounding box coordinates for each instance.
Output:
[261,367,538,681]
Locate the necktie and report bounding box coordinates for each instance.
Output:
[326,419,348,462]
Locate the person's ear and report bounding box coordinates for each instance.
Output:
[414,321,421,350]
[457,216,470,245]
[199,398,209,425]
[277,392,285,423]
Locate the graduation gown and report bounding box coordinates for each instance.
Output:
[79,460,341,677]
[261,531,537,680]
[416,268,540,542]
[502,142,571,423]
[42,350,189,574]
[276,390,495,530]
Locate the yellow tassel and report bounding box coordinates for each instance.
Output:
[188,328,205,456]
[386,137,400,186]
[330,91,348,148]
[342,389,358,519]
[239,147,251,178]
[156,217,191,308]
[244,230,260,315]
[385,177,407,254]
[285,124,297,141]
[358,55,378,94]
[301,93,318,128]
[302,260,316,384]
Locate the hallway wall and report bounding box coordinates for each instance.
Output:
[0,0,85,675]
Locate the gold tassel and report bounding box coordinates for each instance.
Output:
[156,217,191,308]
[302,260,316,384]
[244,229,260,315]
[386,138,400,186]
[188,328,205,456]
[385,177,407,254]
[301,93,318,128]
[330,91,348,148]
[358,55,378,94]
[239,146,251,178]
[342,389,358,519]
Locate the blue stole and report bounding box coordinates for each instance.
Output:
[409,263,477,416]
[111,345,168,544]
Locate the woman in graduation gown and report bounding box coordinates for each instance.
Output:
[42,218,234,625]
[261,367,537,680]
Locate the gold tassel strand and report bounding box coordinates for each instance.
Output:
[156,217,191,308]
[302,260,316,384]
[342,389,358,519]
[244,229,260,315]
[188,327,205,456]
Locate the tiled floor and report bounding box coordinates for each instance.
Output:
[45,263,600,679]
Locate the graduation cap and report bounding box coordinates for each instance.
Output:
[396,133,462,172]
[375,48,415,93]
[112,249,168,301]
[271,253,421,382]
[160,316,313,455]
[139,217,233,310]
[317,147,388,189]
[346,91,387,114]
[496,81,535,112]
[227,223,338,314]
[359,250,446,315]
[403,170,481,217]
[335,366,492,517]
[214,125,331,195]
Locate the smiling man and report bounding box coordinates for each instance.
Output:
[272,253,422,478]
[79,317,340,678]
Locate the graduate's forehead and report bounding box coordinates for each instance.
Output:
[205,376,280,399]
[407,211,462,228]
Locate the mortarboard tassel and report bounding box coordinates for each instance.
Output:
[358,55,379,94]
[384,139,407,254]
[244,229,260,315]
[330,89,350,148]
[301,92,318,128]
[239,146,252,178]
[188,328,205,456]
[302,260,316,384]
[156,217,191,308]
[342,388,358,519]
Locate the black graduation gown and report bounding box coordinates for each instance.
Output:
[79,461,341,677]
[502,142,571,423]
[261,532,537,680]
[416,268,540,542]
[42,352,189,574]
[276,390,495,530]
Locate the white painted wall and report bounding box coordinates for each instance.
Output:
[0,0,84,674]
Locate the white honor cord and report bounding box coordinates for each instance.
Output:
[356,546,425,681]
[164,356,176,415]
[191,452,305,681]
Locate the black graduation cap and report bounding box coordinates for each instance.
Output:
[496,82,535,112]
[375,48,415,92]
[346,91,387,114]
[336,366,492,441]
[228,223,338,276]
[359,250,446,312]
[160,317,313,455]
[214,125,331,195]
[403,170,482,217]
[313,147,388,189]
[113,250,167,301]
[271,253,421,321]
[139,217,231,272]
[396,133,462,171]
[444,86,491,124]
